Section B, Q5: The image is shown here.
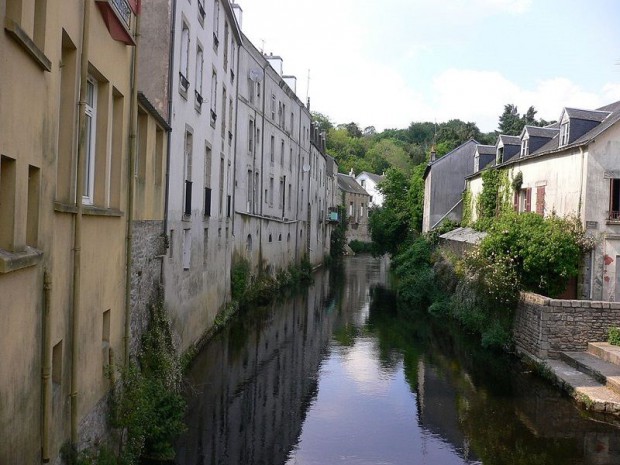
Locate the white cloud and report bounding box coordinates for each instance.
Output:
[474,0,533,14]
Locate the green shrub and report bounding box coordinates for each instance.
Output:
[609,327,620,346]
[348,240,373,254]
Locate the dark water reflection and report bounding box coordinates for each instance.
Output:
[176,255,620,465]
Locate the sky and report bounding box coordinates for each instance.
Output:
[238,0,620,133]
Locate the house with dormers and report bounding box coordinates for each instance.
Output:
[422,139,480,233]
[495,135,521,165]
[465,100,620,301]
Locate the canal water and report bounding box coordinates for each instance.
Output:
[176,255,620,465]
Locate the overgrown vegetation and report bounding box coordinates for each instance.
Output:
[110,294,186,464]
[230,257,313,309]
[63,291,186,465]
[330,206,348,261]
[609,327,620,346]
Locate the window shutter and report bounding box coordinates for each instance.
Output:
[513,190,519,211]
[536,186,545,215]
[525,188,532,212]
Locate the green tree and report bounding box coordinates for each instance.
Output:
[311,111,334,132]
[498,104,523,135]
[369,168,413,255]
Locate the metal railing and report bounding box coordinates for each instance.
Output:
[110,0,132,28]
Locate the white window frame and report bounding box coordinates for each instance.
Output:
[84,76,97,205]
[195,45,203,97]
[560,121,570,146]
[180,23,190,83]
[520,137,529,157]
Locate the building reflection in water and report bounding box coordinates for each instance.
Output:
[177,255,620,465]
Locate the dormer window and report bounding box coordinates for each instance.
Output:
[520,137,529,157]
[559,121,570,146]
[497,146,504,164]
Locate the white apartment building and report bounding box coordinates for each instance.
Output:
[233,37,325,274]
[160,0,242,350]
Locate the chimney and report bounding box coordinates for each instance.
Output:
[283,75,297,94]
[349,168,354,177]
[231,3,243,29]
[266,54,283,76]
[306,97,311,110]
[430,144,436,162]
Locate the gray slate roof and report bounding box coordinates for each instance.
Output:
[337,173,369,195]
[523,125,559,138]
[565,107,611,122]
[498,135,520,146]
[476,145,496,155]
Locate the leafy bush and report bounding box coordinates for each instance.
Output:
[609,327,620,346]
[348,240,373,254]
[478,212,588,297]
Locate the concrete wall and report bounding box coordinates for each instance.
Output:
[163,0,240,351]
[514,292,620,360]
[0,0,135,462]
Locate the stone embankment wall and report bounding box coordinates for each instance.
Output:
[514,292,620,359]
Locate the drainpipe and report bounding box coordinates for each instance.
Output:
[162,0,177,283]
[578,146,585,220]
[70,0,91,445]
[124,10,141,366]
[41,270,52,463]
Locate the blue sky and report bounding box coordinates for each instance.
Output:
[240,0,620,132]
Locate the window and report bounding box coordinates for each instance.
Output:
[270,136,275,163]
[219,156,224,215]
[204,145,212,217]
[102,309,110,368]
[213,0,220,50]
[221,87,227,137]
[279,179,284,208]
[27,165,40,247]
[83,76,98,204]
[195,45,204,108]
[349,202,353,216]
[228,98,233,144]
[223,22,229,70]
[288,184,292,210]
[246,234,252,252]
[183,131,193,216]
[247,170,252,212]
[248,119,254,154]
[6,0,48,52]
[520,137,529,157]
[0,156,16,250]
[280,140,284,166]
[182,229,191,270]
[290,112,294,134]
[361,179,366,187]
[247,77,254,104]
[179,23,190,94]
[360,203,364,218]
[610,179,620,221]
[519,188,532,212]
[197,0,205,23]
[289,148,292,171]
[271,94,276,120]
[269,177,274,206]
[210,69,217,126]
[52,340,62,385]
[560,121,570,146]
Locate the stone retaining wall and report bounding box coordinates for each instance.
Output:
[514,292,620,359]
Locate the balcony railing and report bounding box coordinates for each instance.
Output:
[609,210,620,221]
[195,90,203,106]
[110,0,131,28]
[197,0,206,22]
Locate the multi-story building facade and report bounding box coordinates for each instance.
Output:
[153,0,242,351]
[0,0,138,462]
[337,173,371,243]
[232,38,316,275]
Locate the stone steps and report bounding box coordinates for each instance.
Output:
[546,342,620,414]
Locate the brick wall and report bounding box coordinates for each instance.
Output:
[514,292,620,359]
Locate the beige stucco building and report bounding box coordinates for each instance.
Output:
[0,0,139,462]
